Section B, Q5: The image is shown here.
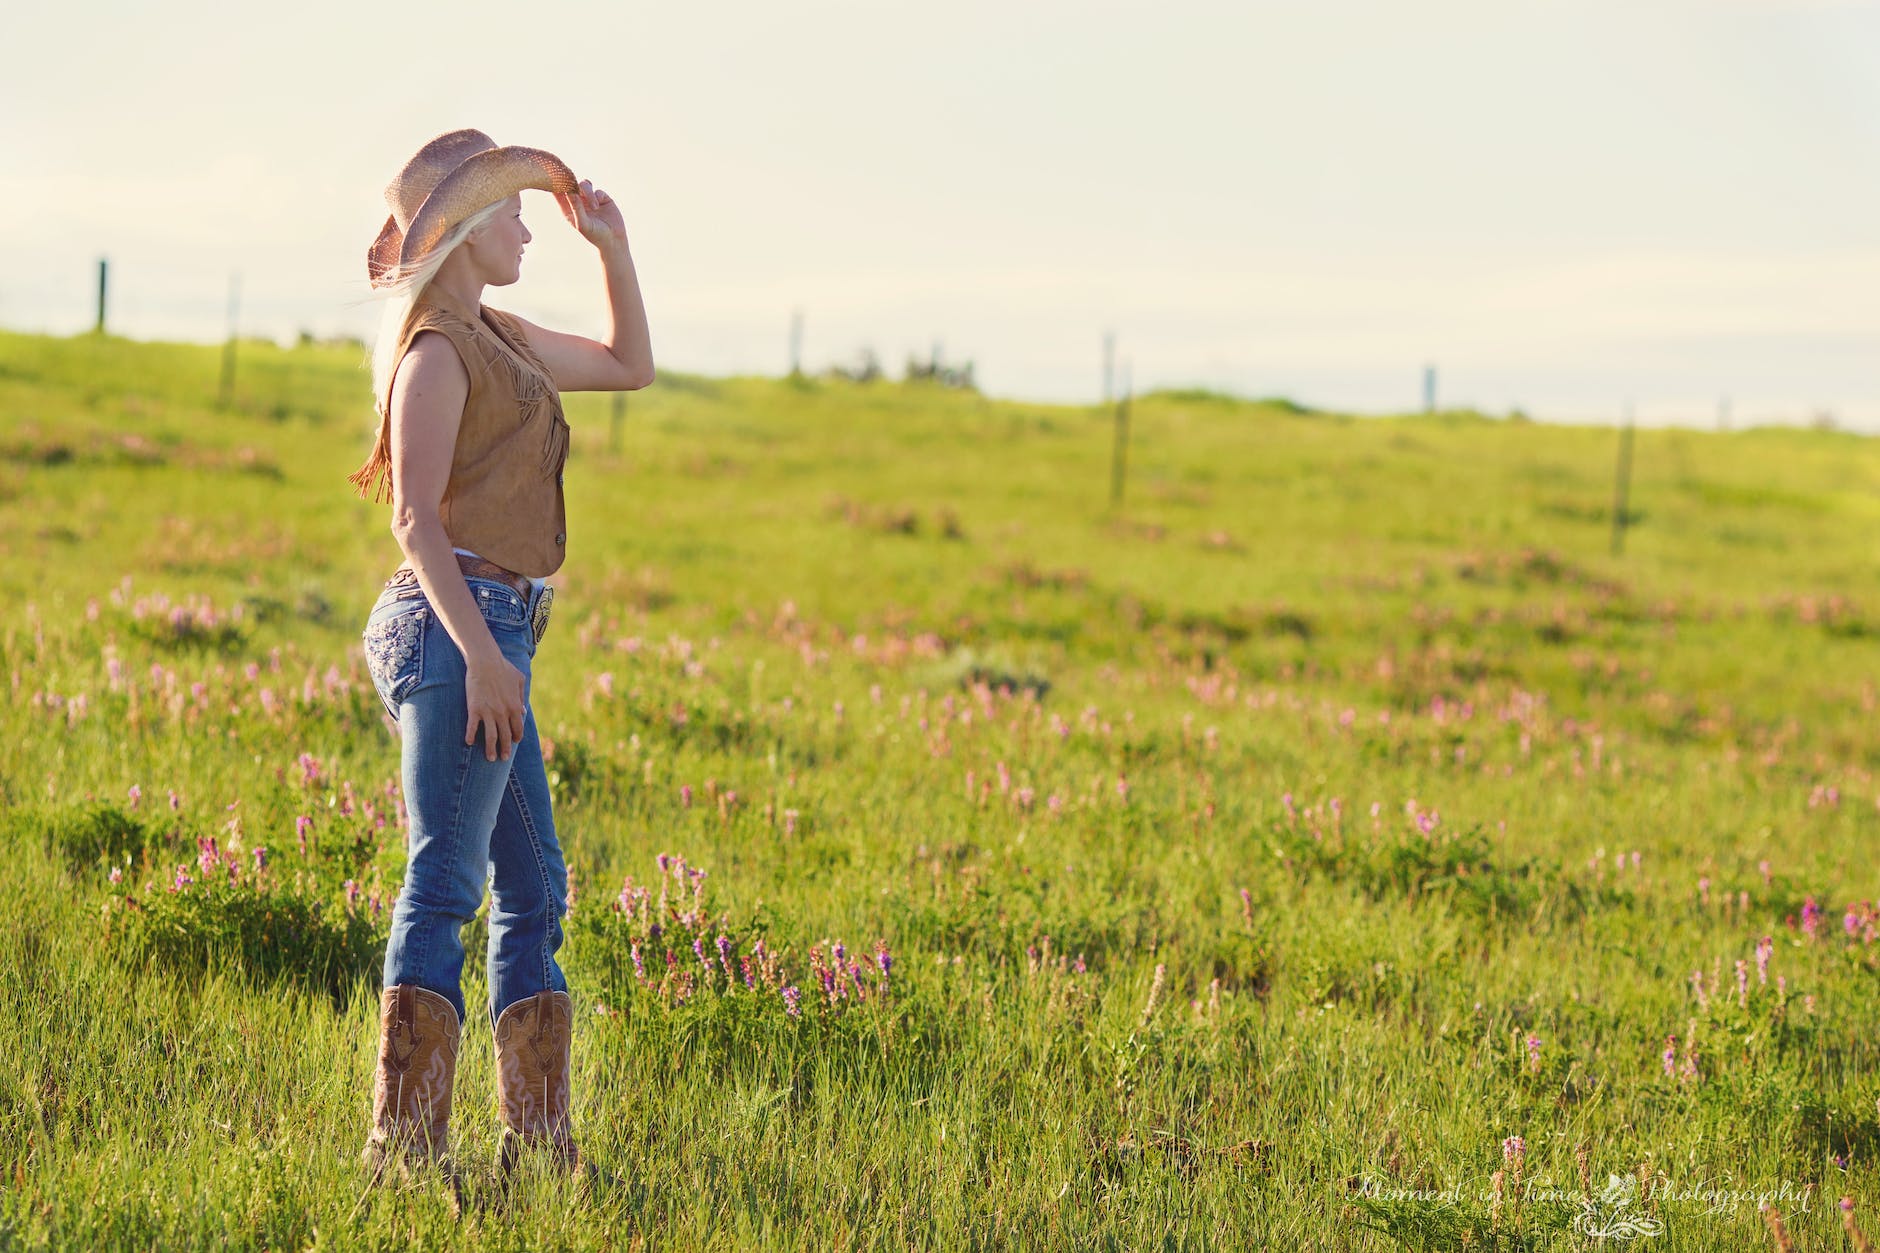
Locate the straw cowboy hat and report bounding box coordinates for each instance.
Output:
[367,129,579,288]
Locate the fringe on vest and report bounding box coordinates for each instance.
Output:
[485,311,572,479]
[346,411,395,503]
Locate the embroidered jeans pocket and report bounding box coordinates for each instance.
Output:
[363,607,428,718]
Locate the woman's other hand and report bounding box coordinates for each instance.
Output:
[465,653,528,762]
[557,179,628,252]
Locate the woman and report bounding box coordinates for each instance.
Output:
[348,128,652,1190]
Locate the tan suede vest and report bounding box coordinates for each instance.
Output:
[347,284,572,577]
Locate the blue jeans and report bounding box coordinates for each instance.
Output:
[361,573,569,1030]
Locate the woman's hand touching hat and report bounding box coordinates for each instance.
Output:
[557,179,628,253]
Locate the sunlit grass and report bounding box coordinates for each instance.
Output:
[2,327,1878,1249]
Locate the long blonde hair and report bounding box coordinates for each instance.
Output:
[367,199,508,415]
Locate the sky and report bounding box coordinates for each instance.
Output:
[4,0,1878,427]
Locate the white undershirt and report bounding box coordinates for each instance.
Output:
[453,547,546,597]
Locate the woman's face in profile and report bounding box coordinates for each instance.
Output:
[469,195,531,286]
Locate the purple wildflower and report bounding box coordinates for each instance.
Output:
[1525,1035,1542,1073]
[1756,935,1773,984]
[631,942,645,980]
[127,784,143,808]
[782,985,801,1017]
[252,847,267,871]
[1802,897,1821,938]
[1663,1035,1677,1077]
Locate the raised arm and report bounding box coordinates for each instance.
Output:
[507,179,653,393]
[387,331,529,762]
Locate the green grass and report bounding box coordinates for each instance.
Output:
[2,327,1878,1250]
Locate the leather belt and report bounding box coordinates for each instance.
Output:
[388,552,531,600]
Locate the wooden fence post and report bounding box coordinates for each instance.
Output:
[217,270,241,410]
[1611,405,1636,556]
[1110,362,1133,509]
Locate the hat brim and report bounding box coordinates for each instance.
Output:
[367,146,579,289]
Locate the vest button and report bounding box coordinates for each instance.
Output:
[554,532,565,545]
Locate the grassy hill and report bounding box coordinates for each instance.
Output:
[2,327,1877,1248]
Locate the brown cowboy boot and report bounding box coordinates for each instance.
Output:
[492,989,580,1176]
[361,983,463,1202]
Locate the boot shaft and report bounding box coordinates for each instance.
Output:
[367,983,462,1154]
[493,988,577,1165]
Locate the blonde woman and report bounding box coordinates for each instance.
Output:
[348,129,651,1193]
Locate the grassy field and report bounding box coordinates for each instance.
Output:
[3,327,1879,1250]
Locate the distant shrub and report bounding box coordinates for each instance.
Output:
[1146,387,1244,405]
[1267,819,1611,924]
[6,803,173,873]
[543,736,622,805]
[937,646,1052,701]
[106,843,384,1002]
[903,351,976,391]
[999,559,1088,592]
[826,348,883,383]
[123,592,248,651]
[824,494,922,536]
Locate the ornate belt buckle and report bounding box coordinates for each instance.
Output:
[531,584,555,645]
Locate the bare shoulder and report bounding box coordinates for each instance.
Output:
[390,329,471,419]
